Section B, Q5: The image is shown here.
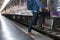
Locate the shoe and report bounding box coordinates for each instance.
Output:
[43,23,48,26]
[28,32,34,36]
[42,24,48,29]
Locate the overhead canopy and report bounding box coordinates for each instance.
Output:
[0,0,10,12]
[0,0,4,13]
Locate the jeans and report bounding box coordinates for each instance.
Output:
[28,11,45,32]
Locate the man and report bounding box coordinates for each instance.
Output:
[28,0,49,35]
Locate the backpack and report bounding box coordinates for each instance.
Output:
[27,0,34,10]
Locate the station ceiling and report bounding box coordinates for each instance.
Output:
[0,0,4,8]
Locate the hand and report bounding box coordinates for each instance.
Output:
[45,7,49,11]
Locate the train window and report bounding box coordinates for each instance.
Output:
[50,0,60,17]
[50,0,60,11]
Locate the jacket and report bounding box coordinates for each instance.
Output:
[32,0,46,13]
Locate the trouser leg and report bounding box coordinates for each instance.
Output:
[39,12,45,24]
[39,12,45,29]
[33,16,38,26]
[28,12,38,32]
[41,13,45,24]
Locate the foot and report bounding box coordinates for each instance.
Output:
[42,24,48,29]
[28,32,34,36]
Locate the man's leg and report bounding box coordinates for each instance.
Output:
[41,13,45,24]
[41,12,49,29]
[39,12,45,29]
[28,12,38,34]
[42,12,50,25]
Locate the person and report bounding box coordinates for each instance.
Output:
[28,0,49,35]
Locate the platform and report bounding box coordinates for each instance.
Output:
[0,16,34,40]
